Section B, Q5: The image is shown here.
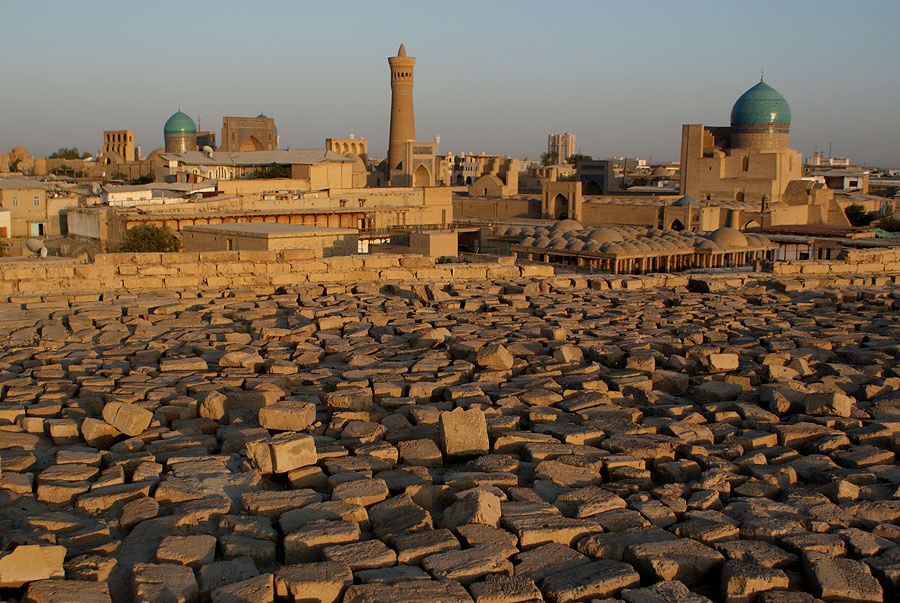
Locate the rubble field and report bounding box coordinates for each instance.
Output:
[0,277,898,603]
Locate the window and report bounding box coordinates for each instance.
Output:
[226,239,234,251]
[11,196,18,207]
[33,195,40,206]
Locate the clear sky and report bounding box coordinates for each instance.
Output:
[1,0,898,166]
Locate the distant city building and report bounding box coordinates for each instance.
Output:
[102,130,137,163]
[326,136,369,188]
[220,115,279,152]
[576,161,620,195]
[548,132,576,163]
[807,169,869,193]
[805,152,851,168]
[159,149,354,187]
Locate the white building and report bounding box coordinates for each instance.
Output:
[548,132,576,163]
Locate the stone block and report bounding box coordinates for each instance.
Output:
[246,432,317,474]
[440,407,489,457]
[0,545,66,588]
[258,401,316,432]
[101,401,153,437]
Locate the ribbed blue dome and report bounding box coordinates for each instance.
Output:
[164,110,197,136]
[731,81,791,126]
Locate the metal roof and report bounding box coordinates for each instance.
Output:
[161,149,353,167]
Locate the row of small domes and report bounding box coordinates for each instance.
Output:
[494,222,771,254]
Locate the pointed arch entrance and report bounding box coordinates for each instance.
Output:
[413,164,431,187]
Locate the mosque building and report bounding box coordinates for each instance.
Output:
[163,110,278,153]
[679,79,802,207]
[163,110,199,154]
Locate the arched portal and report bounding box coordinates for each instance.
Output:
[554,193,568,220]
[743,219,761,231]
[735,191,744,202]
[583,180,603,195]
[239,136,264,152]
[670,219,685,231]
[413,164,430,187]
[456,174,464,186]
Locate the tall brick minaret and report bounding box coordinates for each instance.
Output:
[387,44,416,181]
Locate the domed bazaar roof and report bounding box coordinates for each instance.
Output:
[709,227,748,248]
[164,110,197,136]
[730,81,791,126]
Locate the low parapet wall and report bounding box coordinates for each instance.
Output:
[0,251,554,298]
[767,247,900,276]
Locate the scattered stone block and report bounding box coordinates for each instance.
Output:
[132,562,200,603]
[245,432,316,474]
[0,545,66,588]
[101,401,152,437]
[275,561,353,603]
[541,559,641,602]
[440,407,490,457]
[625,537,725,585]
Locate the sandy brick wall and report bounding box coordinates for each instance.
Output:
[767,248,900,276]
[0,252,555,298]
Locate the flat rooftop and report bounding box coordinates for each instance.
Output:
[183,223,357,238]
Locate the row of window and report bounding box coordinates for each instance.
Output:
[6,195,41,208]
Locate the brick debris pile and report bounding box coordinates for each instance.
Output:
[0,277,897,602]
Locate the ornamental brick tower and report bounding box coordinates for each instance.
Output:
[387,44,416,180]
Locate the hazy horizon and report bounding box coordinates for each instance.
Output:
[2,0,898,167]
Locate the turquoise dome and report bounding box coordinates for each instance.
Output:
[730,81,791,126]
[672,195,699,207]
[164,110,197,136]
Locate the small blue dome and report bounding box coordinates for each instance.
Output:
[672,195,700,207]
[731,81,791,126]
[164,110,197,136]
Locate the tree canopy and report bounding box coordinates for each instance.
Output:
[48,147,90,160]
[844,204,877,227]
[540,151,558,166]
[113,225,182,253]
[566,154,593,165]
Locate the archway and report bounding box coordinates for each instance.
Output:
[239,136,264,152]
[413,164,430,187]
[465,176,472,185]
[743,219,761,231]
[554,193,568,220]
[670,219,685,231]
[735,191,744,202]
[456,174,464,186]
[583,179,603,195]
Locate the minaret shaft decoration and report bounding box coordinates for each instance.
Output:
[387,44,416,175]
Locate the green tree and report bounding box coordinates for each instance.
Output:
[876,215,900,232]
[8,158,20,172]
[844,204,877,227]
[130,173,154,184]
[566,153,593,165]
[114,225,182,253]
[540,151,558,166]
[48,147,88,160]
[252,163,292,179]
